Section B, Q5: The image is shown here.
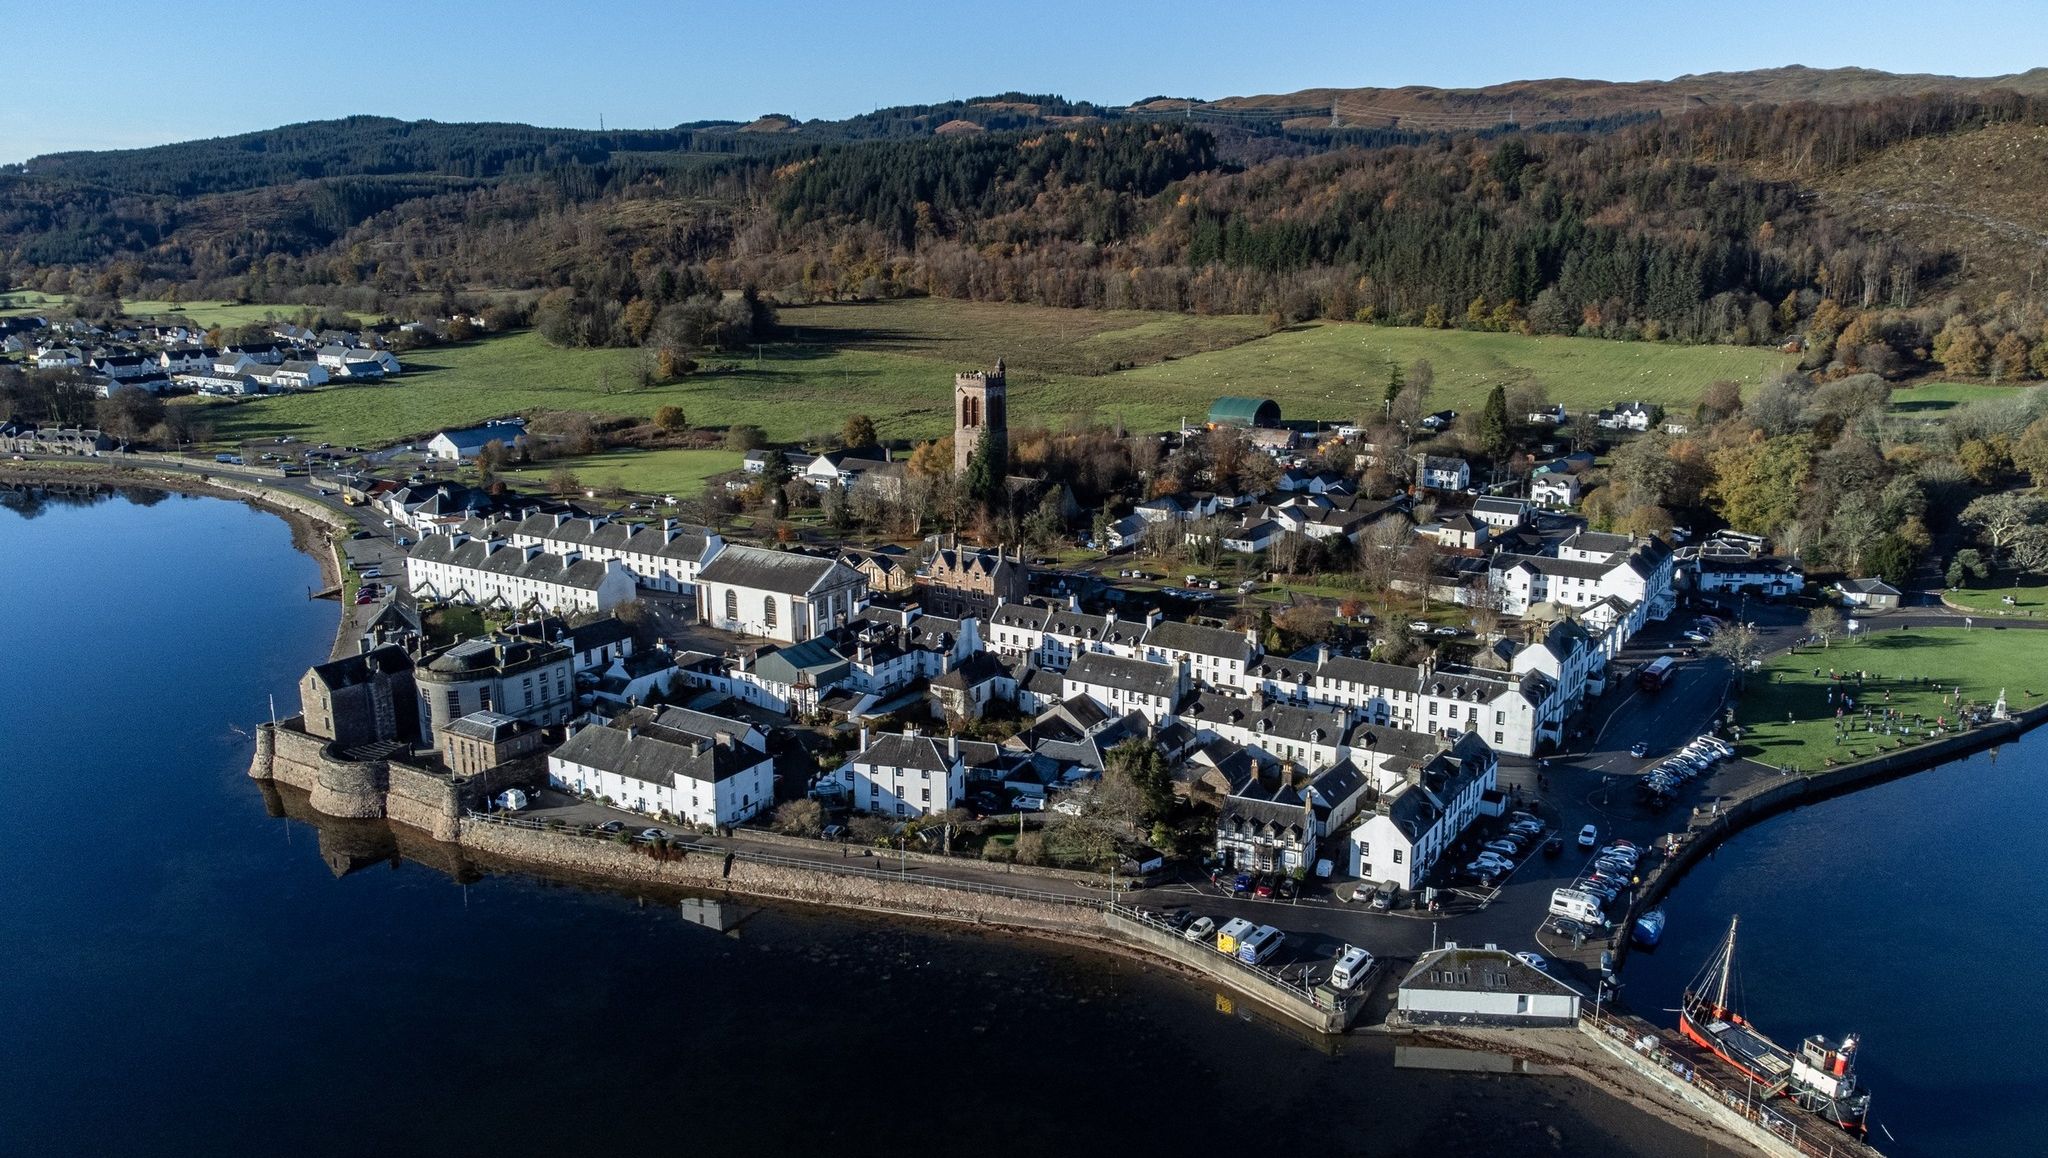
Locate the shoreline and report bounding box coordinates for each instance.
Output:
[1,461,348,591]
[24,474,1993,1156]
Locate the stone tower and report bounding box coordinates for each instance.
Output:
[954,358,1007,476]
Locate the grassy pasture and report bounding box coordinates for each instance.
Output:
[180,299,1802,450]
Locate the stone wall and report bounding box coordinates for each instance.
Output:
[737,826,1154,889]
[1615,702,2048,970]
[251,718,472,841]
[456,819,1087,933]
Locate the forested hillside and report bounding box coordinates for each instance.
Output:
[7,77,2048,377]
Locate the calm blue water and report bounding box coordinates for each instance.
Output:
[0,487,1716,1158]
[1625,731,2048,1157]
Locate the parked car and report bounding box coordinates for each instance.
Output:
[1231,872,1254,895]
[639,828,668,841]
[1184,916,1217,943]
[1407,620,1431,632]
[1514,951,1550,973]
[820,824,846,842]
[1630,741,1650,759]
[1432,626,1458,637]
[1483,840,1522,857]
[1683,629,1710,643]
[1543,835,1564,857]
[1578,823,1599,849]
[1253,876,1276,899]
[598,821,624,833]
[1275,877,1298,900]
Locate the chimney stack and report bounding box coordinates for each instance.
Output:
[859,726,869,750]
[948,734,960,759]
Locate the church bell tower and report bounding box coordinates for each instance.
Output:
[954,359,1007,476]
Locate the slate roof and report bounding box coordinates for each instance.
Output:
[409,535,621,592]
[696,545,860,596]
[1143,619,1253,664]
[554,718,764,787]
[307,644,413,689]
[1064,652,1183,699]
[1400,947,1581,998]
[444,710,531,743]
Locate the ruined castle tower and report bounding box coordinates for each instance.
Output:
[953,358,1007,476]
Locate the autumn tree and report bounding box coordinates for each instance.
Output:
[841,413,878,449]
[653,404,689,433]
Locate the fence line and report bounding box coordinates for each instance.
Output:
[1581,1009,1874,1158]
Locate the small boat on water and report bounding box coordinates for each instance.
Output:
[1631,907,1666,947]
[1680,916,1871,1134]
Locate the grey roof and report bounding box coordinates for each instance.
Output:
[1840,577,1900,595]
[1143,618,1253,664]
[696,545,860,596]
[1472,496,1528,517]
[554,718,764,787]
[1316,655,1422,692]
[422,634,568,676]
[409,535,623,592]
[1178,690,1347,747]
[443,710,531,743]
[1400,947,1581,998]
[1495,552,1613,582]
[1065,652,1183,700]
[569,617,637,654]
[431,421,526,452]
[854,732,999,773]
[307,644,413,689]
[1560,530,1633,558]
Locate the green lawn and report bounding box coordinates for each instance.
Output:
[1735,629,2046,771]
[1942,572,2048,616]
[1888,381,2025,414]
[1094,323,1794,430]
[171,299,1804,450]
[499,447,741,498]
[0,291,368,330]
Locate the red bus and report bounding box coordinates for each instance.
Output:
[1637,656,1677,692]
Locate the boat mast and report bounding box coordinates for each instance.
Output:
[1716,916,1737,1013]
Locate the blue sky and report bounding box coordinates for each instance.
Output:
[4,0,2041,162]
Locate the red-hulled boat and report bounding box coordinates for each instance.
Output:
[1680,916,1872,1133]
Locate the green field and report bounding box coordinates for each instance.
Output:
[498,447,741,497]
[1888,381,2024,414]
[1736,628,2044,770]
[1097,323,1794,429]
[169,297,1799,449]
[1942,572,2048,616]
[0,291,367,330]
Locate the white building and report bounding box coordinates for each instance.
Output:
[1595,401,1661,432]
[406,533,639,614]
[426,420,527,461]
[1396,946,1582,1027]
[844,729,973,817]
[1530,472,1581,509]
[694,545,866,643]
[548,708,773,828]
[1349,734,1498,890]
[468,511,723,593]
[1061,651,1189,725]
[1416,455,1471,492]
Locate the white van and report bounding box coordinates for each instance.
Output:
[1330,946,1374,990]
[1549,887,1606,926]
[1237,924,1286,965]
[1215,917,1256,955]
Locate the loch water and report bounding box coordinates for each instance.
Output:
[1624,726,2048,1158]
[0,487,1864,1157]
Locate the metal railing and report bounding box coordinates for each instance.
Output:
[1581,1009,1878,1158]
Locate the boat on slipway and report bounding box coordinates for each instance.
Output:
[1679,916,1871,1133]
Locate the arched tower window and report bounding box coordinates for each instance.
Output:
[763,595,778,630]
[723,589,737,621]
